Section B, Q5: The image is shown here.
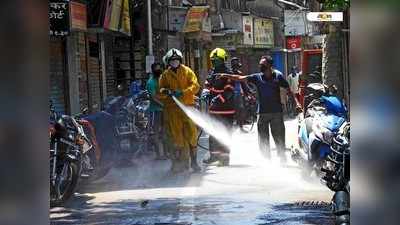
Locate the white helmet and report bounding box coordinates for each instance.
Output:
[164,48,183,63]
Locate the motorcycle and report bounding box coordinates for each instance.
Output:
[291,83,350,225]
[49,103,93,206]
[105,90,153,157]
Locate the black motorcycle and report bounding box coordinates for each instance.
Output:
[49,104,93,206]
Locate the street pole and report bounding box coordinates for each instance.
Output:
[147,0,153,56]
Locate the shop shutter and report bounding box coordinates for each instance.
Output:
[49,40,67,114]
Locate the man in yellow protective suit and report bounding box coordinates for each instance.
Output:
[159,48,201,173]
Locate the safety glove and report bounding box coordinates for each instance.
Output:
[160,88,173,96]
[173,89,183,98]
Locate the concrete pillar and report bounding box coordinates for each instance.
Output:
[66,33,81,115]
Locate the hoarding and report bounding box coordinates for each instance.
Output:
[70,1,87,31]
[242,16,253,45]
[168,7,188,32]
[254,18,274,48]
[286,36,301,50]
[49,0,69,36]
[183,6,210,33]
[119,0,131,35]
[284,10,307,36]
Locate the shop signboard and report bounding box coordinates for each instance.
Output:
[183,6,210,33]
[284,10,307,36]
[254,18,274,48]
[49,0,70,36]
[168,6,188,32]
[213,33,241,51]
[242,15,253,45]
[119,0,131,35]
[70,1,87,31]
[286,36,301,50]
[103,0,123,31]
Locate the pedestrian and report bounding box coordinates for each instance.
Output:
[158,48,201,173]
[217,55,302,163]
[146,62,167,160]
[203,48,235,166]
[287,66,300,116]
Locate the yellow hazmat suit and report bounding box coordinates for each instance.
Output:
[159,64,200,153]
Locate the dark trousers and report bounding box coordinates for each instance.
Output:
[209,114,234,158]
[257,113,286,158]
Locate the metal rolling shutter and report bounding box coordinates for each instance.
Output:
[49,40,67,114]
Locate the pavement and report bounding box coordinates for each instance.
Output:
[50,118,334,225]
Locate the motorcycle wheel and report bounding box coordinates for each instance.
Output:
[50,161,80,207]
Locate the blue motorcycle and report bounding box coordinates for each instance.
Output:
[292,83,350,225]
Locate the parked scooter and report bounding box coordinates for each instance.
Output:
[291,84,350,225]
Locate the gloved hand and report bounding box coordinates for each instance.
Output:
[160,88,173,96]
[173,90,183,98]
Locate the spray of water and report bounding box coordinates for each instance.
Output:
[172,96,232,147]
[172,96,278,166]
[171,96,325,189]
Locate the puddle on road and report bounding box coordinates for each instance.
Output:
[51,196,333,225]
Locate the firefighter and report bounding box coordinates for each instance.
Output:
[159,48,201,173]
[203,48,235,166]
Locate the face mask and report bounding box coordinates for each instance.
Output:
[169,60,180,69]
[212,58,224,69]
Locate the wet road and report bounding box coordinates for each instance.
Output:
[50,119,334,225]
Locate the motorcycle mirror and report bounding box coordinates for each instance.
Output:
[81,107,89,114]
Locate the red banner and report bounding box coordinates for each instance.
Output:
[70,1,87,31]
[286,36,301,49]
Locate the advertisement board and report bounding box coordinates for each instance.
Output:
[119,0,131,35]
[49,0,70,36]
[168,7,188,32]
[242,16,253,45]
[183,6,210,33]
[284,10,307,36]
[70,1,87,31]
[254,18,274,48]
[286,36,301,50]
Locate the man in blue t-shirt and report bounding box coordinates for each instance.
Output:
[217,55,302,163]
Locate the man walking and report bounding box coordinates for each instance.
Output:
[218,55,301,163]
[287,66,300,117]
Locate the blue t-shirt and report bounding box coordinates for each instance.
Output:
[247,70,289,113]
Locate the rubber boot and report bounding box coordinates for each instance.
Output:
[203,152,220,164]
[218,153,230,167]
[190,148,201,172]
[179,149,190,172]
